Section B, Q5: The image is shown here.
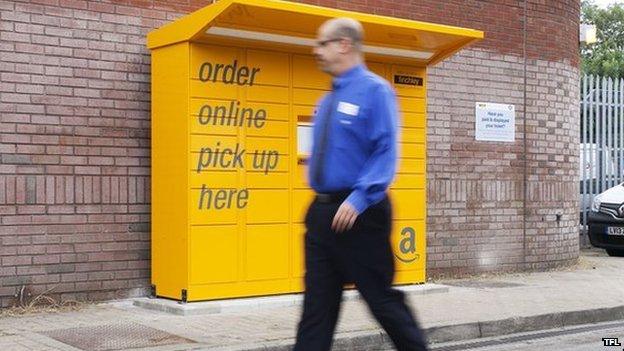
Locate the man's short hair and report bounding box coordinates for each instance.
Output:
[327,17,364,51]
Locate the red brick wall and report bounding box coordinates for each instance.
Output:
[302,0,580,68]
[0,0,163,306]
[426,52,579,276]
[0,0,580,306]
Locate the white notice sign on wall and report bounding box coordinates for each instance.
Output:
[475,102,515,142]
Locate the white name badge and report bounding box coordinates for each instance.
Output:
[337,101,360,116]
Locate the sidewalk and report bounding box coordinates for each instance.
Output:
[1,249,623,351]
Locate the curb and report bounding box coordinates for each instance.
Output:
[215,305,624,350]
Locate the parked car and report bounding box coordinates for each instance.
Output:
[579,143,617,220]
[588,183,624,257]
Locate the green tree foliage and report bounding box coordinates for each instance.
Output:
[582,1,624,78]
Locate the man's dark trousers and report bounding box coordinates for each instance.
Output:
[293,195,428,351]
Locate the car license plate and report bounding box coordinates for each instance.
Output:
[606,227,624,236]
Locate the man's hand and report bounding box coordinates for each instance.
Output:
[332,201,359,233]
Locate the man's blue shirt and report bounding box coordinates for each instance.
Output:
[308,64,398,214]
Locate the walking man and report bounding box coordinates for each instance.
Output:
[294,17,429,351]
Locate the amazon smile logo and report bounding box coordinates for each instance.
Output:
[395,227,420,263]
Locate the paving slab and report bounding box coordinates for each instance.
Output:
[0,249,621,350]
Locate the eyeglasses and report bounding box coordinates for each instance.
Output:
[315,37,344,47]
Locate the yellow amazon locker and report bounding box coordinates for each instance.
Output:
[147,0,482,302]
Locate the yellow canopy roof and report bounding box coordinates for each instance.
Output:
[147,0,483,66]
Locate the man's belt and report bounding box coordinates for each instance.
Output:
[315,191,350,204]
